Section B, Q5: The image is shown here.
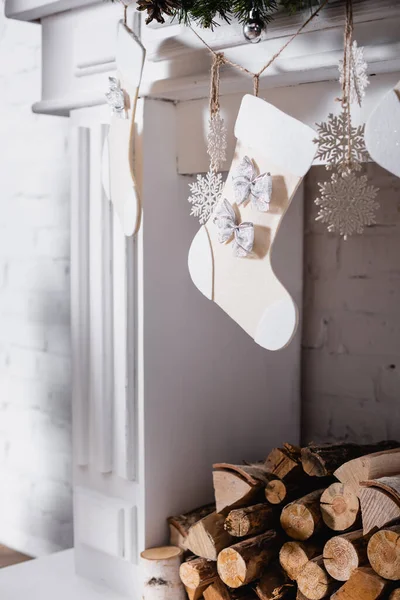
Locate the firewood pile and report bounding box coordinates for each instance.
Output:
[168,441,400,600]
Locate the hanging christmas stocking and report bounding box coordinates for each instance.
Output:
[365,80,400,179]
[102,21,146,236]
[188,94,316,351]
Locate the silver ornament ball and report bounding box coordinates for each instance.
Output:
[243,9,263,43]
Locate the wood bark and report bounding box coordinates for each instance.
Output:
[296,556,338,600]
[279,539,325,581]
[204,579,257,600]
[320,483,360,531]
[330,567,391,600]
[280,489,325,541]
[323,529,371,581]
[217,530,281,588]
[140,546,186,600]
[168,504,215,550]
[186,512,233,560]
[334,448,400,496]
[255,564,296,600]
[265,444,302,482]
[179,556,218,590]
[224,503,276,537]
[301,441,400,478]
[367,525,400,581]
[360,486,400,534]
[213,463,279,514]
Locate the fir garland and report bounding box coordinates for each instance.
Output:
[113,0,323,28]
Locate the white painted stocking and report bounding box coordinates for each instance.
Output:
[188,95,316,351]
[102,21,145,236]
[365,80,400,178]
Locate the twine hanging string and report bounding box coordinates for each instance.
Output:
[190,0,330,98]
[342,0,354,167]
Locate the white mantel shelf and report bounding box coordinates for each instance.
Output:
[5,0,400,115]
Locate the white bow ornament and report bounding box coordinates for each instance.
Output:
[233,155,272,212]
[213,199,254,258]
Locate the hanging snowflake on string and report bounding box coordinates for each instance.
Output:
[314,110,369,174]
[315,172,379,240]
[339,41,369,106]
[188,169,224,224]
[207,113,227,173]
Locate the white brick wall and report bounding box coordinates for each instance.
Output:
[303,163,400,444]
[0,6,72,556]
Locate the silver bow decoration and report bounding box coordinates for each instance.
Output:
[233,156,272,212]
[213,199,254,258]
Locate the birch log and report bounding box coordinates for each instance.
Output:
[141,546,186,600]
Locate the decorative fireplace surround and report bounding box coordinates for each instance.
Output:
[3,0,400,597]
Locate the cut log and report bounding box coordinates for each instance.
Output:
[389,590,400,600]
[279,539,325,581]
[360,486,400,534]
[265,479,289,505]
[334,448,400,496]
[323,529,371,581]
[255,564,296,600]
[320,483,360,531]
[361,475,400,505]
[224,503,276,537]
[330,567,391,600]
[179,557,218,590]
[185,586,207,600]
[140,546,186,600]
[296,556,338,600]
[204,579,257,600]
[280,490,325,541]
[186,512,233,561]
[301,441,400,478]
[367,525,400,581]
[265,444,302,482]
[168,504,215,550]
[217,530,281,588]
[213,463,279,514]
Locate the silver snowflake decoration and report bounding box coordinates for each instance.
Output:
[105,77,126,117]
[207,112,227,172]
[188,169,224,224]
[315,172,379,239]
[339,41,369,106]
[314,110,369,173]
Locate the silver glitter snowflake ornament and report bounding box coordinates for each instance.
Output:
[314,110,369,174]
[315,172,379,240]
[105,77,126,118]
[207,113,227,172]
[188,169,224,225]
[339,41,369,106]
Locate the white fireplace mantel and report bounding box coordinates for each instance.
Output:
[2,1,400,599]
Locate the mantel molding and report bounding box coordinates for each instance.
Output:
[4,0,400,115]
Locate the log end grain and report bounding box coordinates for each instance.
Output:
[297,559,333,600]
[279,541,310,581]
[320,483,359,532]
[280,503,316,541]
[323,535,360,581]
[367,527,400,581]
[217,547,247,589]
[265,479,287,505]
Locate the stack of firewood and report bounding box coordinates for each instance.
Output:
[168,441,400,600]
